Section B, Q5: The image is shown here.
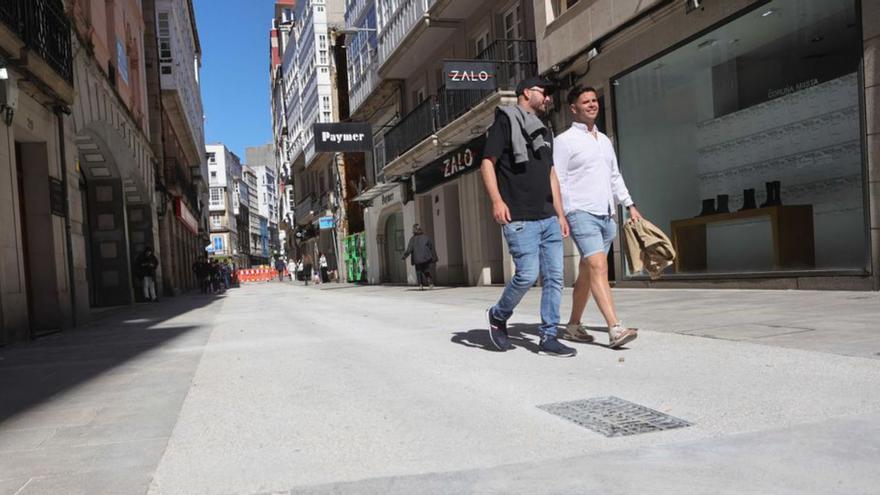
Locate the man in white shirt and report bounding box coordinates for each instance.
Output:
[554,86,641,349]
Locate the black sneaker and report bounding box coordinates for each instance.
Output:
[539,335,577,357]
[487,309,513,351]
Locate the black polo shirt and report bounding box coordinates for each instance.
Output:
[482,111,556,221]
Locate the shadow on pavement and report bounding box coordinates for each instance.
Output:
[452,323,631,353]
[0,293,218,426]
[452,324,543,353]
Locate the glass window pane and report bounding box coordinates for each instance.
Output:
[613,0,866,276]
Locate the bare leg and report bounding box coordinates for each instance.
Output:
[568,258,592,325]
[586,252,619,327]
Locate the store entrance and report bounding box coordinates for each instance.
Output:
[382,211,407,283]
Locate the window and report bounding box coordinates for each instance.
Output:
[210,171,217,178]
[319,50,328,65]
[210,215,222,229]
[474,28,490,57]
[613,0,866,277]
[210,188,222,207]
[207,152,216,163]
[549,0,580,22]
[322,111,331,122]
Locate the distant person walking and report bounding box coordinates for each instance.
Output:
[275,256,286,282]
[302,253,313,286]
[287,258,297,281]
[318,252,330,283]
[402,224,438,290]
[135,246,160,302]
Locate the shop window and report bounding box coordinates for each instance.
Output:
[613,0,865,276]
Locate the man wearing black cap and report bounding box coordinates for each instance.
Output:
[479,76,577,358]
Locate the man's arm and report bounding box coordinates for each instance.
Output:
[550,168,569,238]
[481,157,510,225]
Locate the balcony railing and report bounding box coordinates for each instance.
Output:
[4,0,74,84]
[383,95,437,166]
[380,39,536,168]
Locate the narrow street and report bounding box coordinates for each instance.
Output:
[2,284,879,494]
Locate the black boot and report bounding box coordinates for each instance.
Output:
[740,188,756,211]
[716,194,730,214]
[698,198,716,216]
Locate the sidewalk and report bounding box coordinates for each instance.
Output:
[1,285,878,494]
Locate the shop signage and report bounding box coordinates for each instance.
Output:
[175,198,199,235]
[414,135,486,193]
[48,177,66,216]
[318,216,335,229]
[314,122,373,152]
[443,61,497,90]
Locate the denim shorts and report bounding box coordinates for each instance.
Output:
[567,210,617,258]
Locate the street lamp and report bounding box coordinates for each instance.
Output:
[330,26,378,35]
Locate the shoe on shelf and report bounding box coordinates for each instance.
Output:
[487,308,513,351]
[608,323,638,349]
[539,335,577,357]
[562,323,594,343]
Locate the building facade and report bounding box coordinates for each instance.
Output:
[69,0,164,307]
[536,0,879,290]
[273,0,347,274]
[243,166,270,264]
[246,143,281,257]
[0,0,84,342]
[144,0,208,296]
[349,0,540,286]
[206,143,241,264]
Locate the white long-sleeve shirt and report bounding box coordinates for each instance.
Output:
[554,121,634,216]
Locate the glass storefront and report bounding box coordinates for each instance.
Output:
[613,0,867,276]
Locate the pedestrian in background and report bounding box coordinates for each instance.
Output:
[275,256,286,282]
[402,224,438,290]
[135,246,160,302]
[302,253,313,286]
[193,257,210,294]
[318,252,330,283]
[286,257,296,281]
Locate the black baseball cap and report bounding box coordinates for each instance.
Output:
[515,76,555,97]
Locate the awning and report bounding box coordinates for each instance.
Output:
[352,181,400,202]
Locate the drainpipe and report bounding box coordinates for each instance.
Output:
[54,104,77,328]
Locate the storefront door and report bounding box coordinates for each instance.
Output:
[383,211,407,283]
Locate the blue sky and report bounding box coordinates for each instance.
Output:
[193,0,274,160]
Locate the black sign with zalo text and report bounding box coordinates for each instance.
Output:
[313,122,373,152]
[414,135,486,193]
[443,61,497,90]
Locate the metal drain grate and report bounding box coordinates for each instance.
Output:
[538,396,692,437]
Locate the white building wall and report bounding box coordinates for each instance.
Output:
[156,0,205,155]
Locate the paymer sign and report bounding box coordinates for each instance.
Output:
[314,122,373,152]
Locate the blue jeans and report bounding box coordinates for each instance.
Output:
[490,217,563,337]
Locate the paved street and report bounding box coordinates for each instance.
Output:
[2,283,880,494]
